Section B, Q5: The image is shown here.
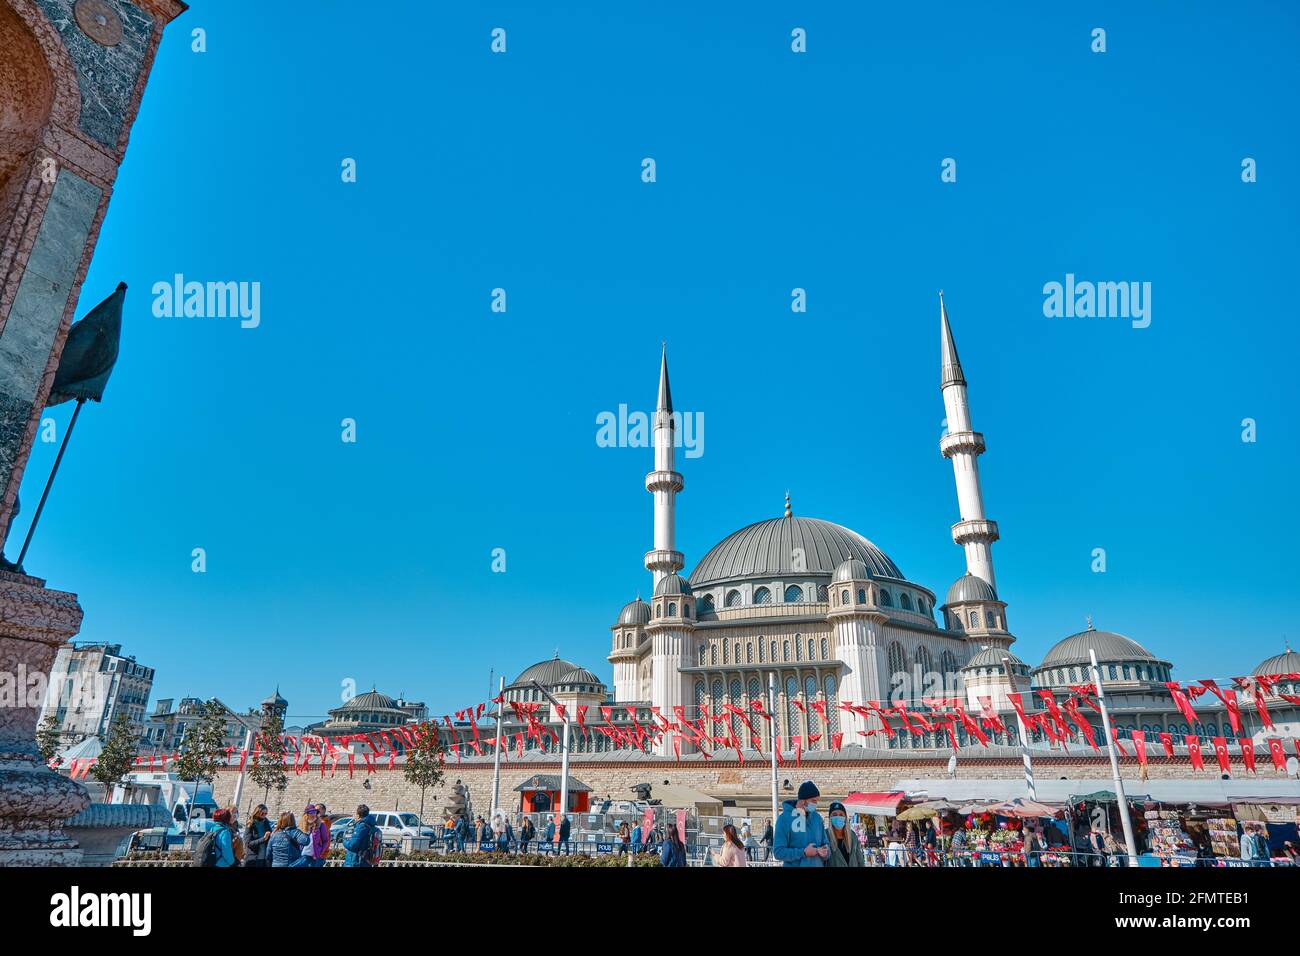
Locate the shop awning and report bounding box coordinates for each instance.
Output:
[841,791,906,816]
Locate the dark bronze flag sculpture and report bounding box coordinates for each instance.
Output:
[3,283,125,570]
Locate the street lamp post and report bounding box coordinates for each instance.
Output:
[1089,648,1138,866]
[530,680,570,840]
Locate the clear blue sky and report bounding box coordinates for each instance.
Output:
[21,2,1298,724]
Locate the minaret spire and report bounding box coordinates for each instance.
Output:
[645,346,684,587]
[938,294,999,590]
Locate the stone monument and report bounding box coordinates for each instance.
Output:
[0,0,184,865]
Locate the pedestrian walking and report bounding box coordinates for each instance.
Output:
[714,823,747,867]
[773,780,829,867]
[268,811,310,868]
[761,820,774,861]
[631,820,644,854]
[543,817,556,855]
[243,803,273,867]
[826,802,864,867]
[659,820,687,867]
[618,821,631,855]
[558,815,572,855]
[519,816,535,853]
[343,804,380,867]
[741,822,757,862]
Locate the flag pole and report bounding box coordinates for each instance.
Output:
[1002,656,1036,799]
[768,672,779,841]
[1089,648,1138,865]
[490,676,504,816]
[15,398,85,570]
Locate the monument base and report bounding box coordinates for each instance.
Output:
[0,569,88,866]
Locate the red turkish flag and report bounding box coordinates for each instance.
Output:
[1238,738,1257,774]
[1234,677,1273,730]
[1186,735,1204,770]
[792,736,803,766]
[1164,682,1198,725]
[1211,736,1231,774]
[831,732,843,751]
[1132,731,1148,767]
[1267,738,1287,772]
[1110,726,1129,757]
[1158,732,1174,758]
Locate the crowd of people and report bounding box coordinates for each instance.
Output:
[192,802,384,867]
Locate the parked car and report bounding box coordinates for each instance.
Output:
[330,811,435,847]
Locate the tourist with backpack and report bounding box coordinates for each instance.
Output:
[343,804,380,867]
[268,811,310,867]
[192,808,236,868]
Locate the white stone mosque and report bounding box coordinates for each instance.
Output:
[483,296,1300,759]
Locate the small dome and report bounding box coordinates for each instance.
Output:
[945,573,997,605]
[1252,646,1300,677]
[654,573,692,597]
[1038,627,1164,669]
[512,656,587,687]
[963,647,1024,670]
[831,558,871,583]
[556,667,601,686]
[617,598,651,625]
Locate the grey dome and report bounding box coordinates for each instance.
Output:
[1038,628,1164,669]
[338,689,400,712]
[963,647,1024,670]
[831,558,872,583]
[945,573,997,605]
[512,656,588,687]
[617,598,651,625]
[556,667,602,686]
[1252,647,1300,677]
[690,516,901,587]
[654,573,692,597]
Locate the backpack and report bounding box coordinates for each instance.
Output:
[192,827,221,867]
[368,823,382,863]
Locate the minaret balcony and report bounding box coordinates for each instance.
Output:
[951,518,999,545]
[645,470,684,493]
[644,549,685,572]
[939,430,985,459]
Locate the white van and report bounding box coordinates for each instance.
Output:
[333,811,436,847]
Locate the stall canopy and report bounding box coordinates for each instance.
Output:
[987,798,1066,819]
[842,791,906,816]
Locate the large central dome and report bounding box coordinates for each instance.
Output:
[688,516,902,587]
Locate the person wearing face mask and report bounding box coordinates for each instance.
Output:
[773,780,830,867]
[825,801,864,867]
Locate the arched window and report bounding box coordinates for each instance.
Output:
[683,602,690,618]
[734,643,741,664]
[968,610,980,627]
[771,640,778,661]
[820,638,828,659]
[794,637,802,661]
[695,682,706,718]
[784,584,804,603]
[915,646,933,678]
[824,675,839,732]
[782,641,790,661]
[725,590,741,608]
[746,643,753,664]
[710,645,717,665]
[758,640,765,663]
[940,650,958,680]
[816,584,829,601]
[747,677,761,701]
[879,590,893,607]
[698,646,706,666]
[698,594,714,613]
[887,641,906,679]
[668,602,676,617]
[900,592,913,610]
[753,587,771,605]
[729,679,742,708]
[807,638,814,659]
[722,642,729,664]
[841,589,850,604]
[805,676,820,736]
[919,598,929,616]
[711,679,724,714]
[785,676,799,739]
[857,588,866,604]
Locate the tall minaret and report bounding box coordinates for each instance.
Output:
[644,346,684,588]
[938,294,999,590]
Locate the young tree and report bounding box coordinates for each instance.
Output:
[402,721,445,819]
[172,700,231,832]
[248,707,288,806]
[91,712,140,801]
[36,714,62,764]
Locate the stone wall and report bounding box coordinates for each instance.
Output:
[210,752,1213,826]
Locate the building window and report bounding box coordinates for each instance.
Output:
[725,590,741,608]
[824,675,839,732]
[771,640,778,661]
[841,589,850,605]
[807,639,814,659]
[710,645,717,665]
[753,587,771,605]
[695,682,706,718]
[857,588,866,604]
[794,638,802,661]
[667,602,676,617]
[785,676,799,739]
[746,643,753,664]
[758,640,765,663]
[729,679,742,707]
[735,643,741,664]
[805,676,820,737]
[698,594,714,613]
[940,650,958,680]
[969,610,980,627]
[723,642,729,664]
[900,593,913,610]
[783,641,790,662]
[879,590,893,607]
[784,584,804,603]
[816,584,829,601]
[820,638,828,659]
[711,680,724,714]
[887,642,906,679]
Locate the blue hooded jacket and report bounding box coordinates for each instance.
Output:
[773,799,828,867]
[343,813,378,867]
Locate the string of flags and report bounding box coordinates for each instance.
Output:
[50,671,1300,778]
